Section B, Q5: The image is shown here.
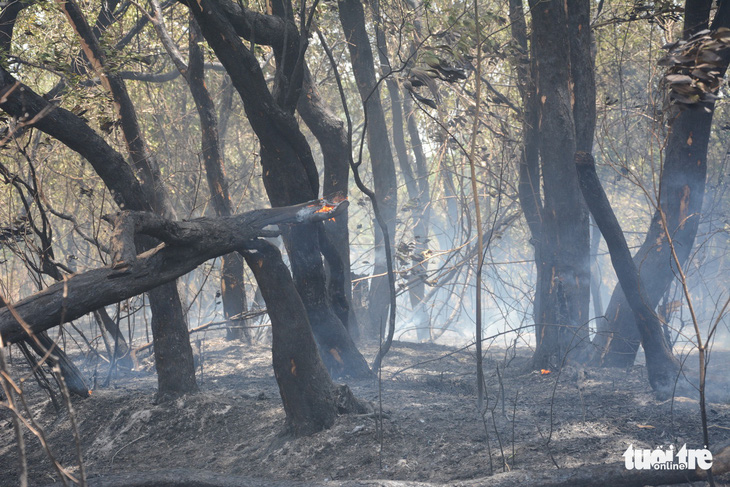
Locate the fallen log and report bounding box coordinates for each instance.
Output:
[0,198,347,345]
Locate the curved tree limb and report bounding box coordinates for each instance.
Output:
[574,152,679,394]
[0,199,347,345]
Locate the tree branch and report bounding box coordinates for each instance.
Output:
[0,198,347,344]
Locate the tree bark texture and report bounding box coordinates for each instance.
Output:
[568,0,596,153]
[594,0,730,367]
[509,0,543,331]
[184,0,371,378]
[298,66,357,339]
[240,241,338,436]
[575,152,679,393]
[528,0,591,369]
[338,0,398,339]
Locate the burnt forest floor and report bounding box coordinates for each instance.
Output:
[1,336,730,486]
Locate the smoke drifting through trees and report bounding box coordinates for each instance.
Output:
[0,0,730,483]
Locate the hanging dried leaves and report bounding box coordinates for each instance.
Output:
[402,44,468,109]
[660,27,730,111]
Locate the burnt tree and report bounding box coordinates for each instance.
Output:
[0,2,198,397]
[60,0,198,397]
[575,152,680,394]
[181,0,372,378]
[0,199,366,436]
[593,0,730,367]
[527,0,592,369]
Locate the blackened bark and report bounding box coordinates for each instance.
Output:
[298,67,357,339]
[568,0,596,153]
[0,1,111,398]
[1,199,360,435]
[0,0,27,54]
[240,241,337,436]
[595,0,729,367]
[575,152,679,393]
[683,0,713,37]
[0,199,347,344]
[221,0,356,341]
[528,0,591,369]
[338,0,397,339]
[183,0,371,378]
[24,332,89,397]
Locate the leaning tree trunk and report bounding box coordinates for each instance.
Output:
[528,0,591,370]
[1,4,197,397]
[575,152,680,394]
[594,0,728,367]
[240,241,338,436]
[338,0,398,340]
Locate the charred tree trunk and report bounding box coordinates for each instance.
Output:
[240,241,337,436]
[594,0,728,367]
[0,200,364,436]
[183,0,371,378]
[528,0,591,369]
[0,200,347,343]
[338,0,398,339]
[0,6,197,396]
[298,67,357,339]
[509,0,543,331]
[575,152,679,393]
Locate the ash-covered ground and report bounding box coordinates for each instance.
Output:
[1,337,729,486]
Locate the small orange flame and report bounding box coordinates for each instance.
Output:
[541,369,551,375]
[315,204,337,214]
